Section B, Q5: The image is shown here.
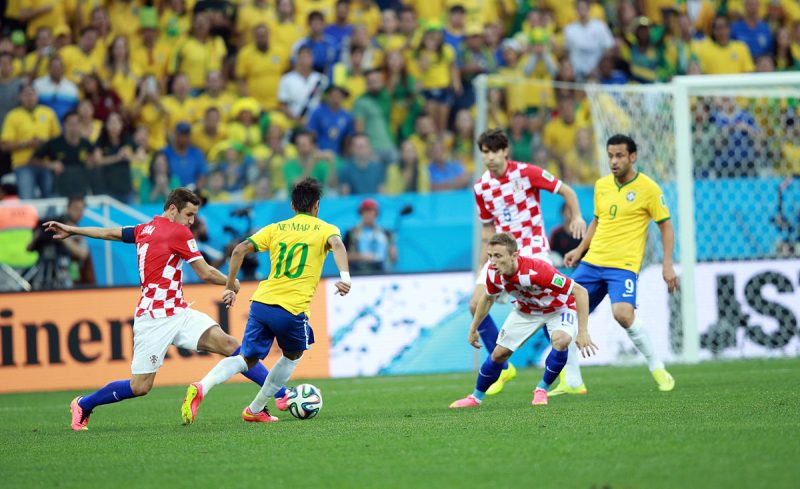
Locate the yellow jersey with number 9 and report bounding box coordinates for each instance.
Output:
[582,172,670,274]
[247,213,341,315]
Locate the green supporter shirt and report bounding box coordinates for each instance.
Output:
[283,158,333,193]
[353,90,396,152]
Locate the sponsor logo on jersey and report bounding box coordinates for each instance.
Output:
[551,274,566,288]
[187,239,199,253]
[542,170,555,182]
[660,195,667,207]
[627,191,636,202]
[512,179,524,192]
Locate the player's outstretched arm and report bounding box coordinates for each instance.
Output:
[328,235,351,296]
[564,218,598,267]
[221,240,253,308]
[571,283,597,357]
[657,219,679,293]
[468,293,495,349]
[191,257,239,289]
[556,182,587,239]
[42,221,124,241]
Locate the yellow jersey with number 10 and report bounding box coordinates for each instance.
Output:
[582,172,670,274]
[247,213,341,316]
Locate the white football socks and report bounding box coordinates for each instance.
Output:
[199,355,248,395]
[249,356,300,413]
[563,339,585,388]
[626,317,664,372]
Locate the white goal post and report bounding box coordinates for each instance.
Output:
[473,72,800,365]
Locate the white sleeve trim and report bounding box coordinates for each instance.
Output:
[187,255,203,263]
[565,279,574,296]
[553,180,563,194]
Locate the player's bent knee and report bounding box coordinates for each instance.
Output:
[244,356,260,369]
[614,313,635,328]
[490,348,511,364]
[550,332,571,351]
[284,351,304,361]
[222,334,239,356]
[130,378,153,396]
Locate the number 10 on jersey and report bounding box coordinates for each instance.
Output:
[273,242,309,279]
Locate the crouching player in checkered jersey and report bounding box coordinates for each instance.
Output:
[45,188,286,431]
[470,129,587,396]
[450,233,597,408]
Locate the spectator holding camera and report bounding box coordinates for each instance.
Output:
[27,194,95,289]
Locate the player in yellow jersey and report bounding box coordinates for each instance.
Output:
[552,135,678,395]
[181,178,351,424]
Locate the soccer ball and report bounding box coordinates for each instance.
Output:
[286,384,323,420]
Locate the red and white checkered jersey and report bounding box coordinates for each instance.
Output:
[474,160,561,254]
[486,256,575,315]
[133,216,203,318]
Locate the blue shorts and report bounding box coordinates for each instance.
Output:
[240,302,315,359]
[571,262,638,313]
[421,88,454,104]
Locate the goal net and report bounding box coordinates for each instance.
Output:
[473,73,800,365]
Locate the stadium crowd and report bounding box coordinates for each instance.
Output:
[0,0,798,204]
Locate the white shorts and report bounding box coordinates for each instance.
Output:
[496,308,577,352]
[475,249,552,286]
[131,308,218,374]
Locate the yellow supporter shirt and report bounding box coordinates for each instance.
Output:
[131,39,174,80]
[236,4,274,44]
[781,142,800,177]
[1,106,61,169]
[415,44,456,90]
[692,39,754,75]
[22,52,49,79]
[136,103,167,151]
[248,213,341,316]
[235,44,289,111]
[24,0,67,38]
[348,3,382,36]
[98,66,141,107]
[59,45,100,83]
[107,1,139,39]
[408,0,444,22]
[297,0,336,23]
[543,117,585,158]
[267,19,307,63]
[191,123,228,156]
[252,143,298,194]
[583,172,671,274]
[172,36,227,89]
[162,95,200,130]
[194,91,237,121]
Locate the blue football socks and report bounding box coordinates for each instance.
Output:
[537,348,569,390]
[473,357,505,400]
[476,316,508,370]
[78,380,135,412]
[232,346,287,399]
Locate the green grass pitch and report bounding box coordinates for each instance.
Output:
[1,358,798,488]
